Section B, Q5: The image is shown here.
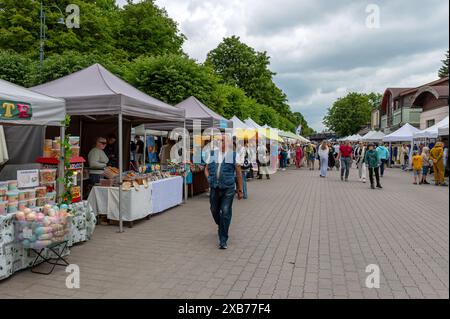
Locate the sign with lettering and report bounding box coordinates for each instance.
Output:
[17,169,39,188]
[0,100,32,120]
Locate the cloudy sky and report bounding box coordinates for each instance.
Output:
[117,0,449,131]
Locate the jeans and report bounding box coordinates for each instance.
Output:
[242,171,248,199]
[89,174,102,184]
[368,167,381,186]
[380,159,387,176]
[340,157,351,179]
[210,187,235,246]
[280,153,287,168]
[320,156,328,177]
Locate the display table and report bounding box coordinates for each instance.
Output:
[151,176,183,214]
[87,176,183,222]
[0,201,96,281]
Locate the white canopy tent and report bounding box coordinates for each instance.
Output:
[383,123,421,142]
[413,116,449,139]
[231,116,250,130]
[383,123,421,168]
[0,126,7,165]
[347,134,362,142]
[438,123,449,136]
[244,118,263,130]
[1,78,66,195]
[361,131,386,142]
[1,78,65,126]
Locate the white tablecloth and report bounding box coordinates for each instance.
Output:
[151,176,183,214]
[87,176,183,221]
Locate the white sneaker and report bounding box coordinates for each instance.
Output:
[362,178,366,183]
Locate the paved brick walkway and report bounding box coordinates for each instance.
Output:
[0,166,448,299]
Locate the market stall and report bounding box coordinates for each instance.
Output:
[383,123,420,167]
[1,78,96,280]
[145,96,233,197]
[31,64,186,232]
[413,116,449,139]
[361,131,386,143]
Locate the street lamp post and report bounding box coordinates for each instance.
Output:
[39,1,66,71]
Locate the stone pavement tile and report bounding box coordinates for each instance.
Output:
[435,290,449,299]
[231,280,249,292]
[242,287,259,298]
[392,290,410,299]
[287,285,303,298]
[214,284,233,296]
[225,290,243,299]
[318,289,333,299]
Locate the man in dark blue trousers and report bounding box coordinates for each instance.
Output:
[205,135,243,250]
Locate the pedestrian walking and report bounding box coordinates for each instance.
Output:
[305,143,316,170]
[420,147,431,184]
[295,144,303,169]
[328,142,336,170]
[237,141,252,199]
[400,144,409,171]
[376,143,390,177]
[364,143,382,189]
[205,135,244,250]
[354,141,367,183]
[430,142,447,186]
[318,141,329,178]
[338,141,353,181]
[280,143,288,171]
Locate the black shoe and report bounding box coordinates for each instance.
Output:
[219,244,228,250]
[341,176,344,181]
[376,184,382,189]
[371,184,375,189]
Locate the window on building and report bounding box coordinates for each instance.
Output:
[426,119,435,128]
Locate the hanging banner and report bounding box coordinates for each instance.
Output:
[146,135,158,163]
[1,100,32,120]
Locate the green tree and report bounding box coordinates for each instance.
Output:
[116,0,185,59]
[323,92,374,137]
[28,50,128,86]
[0,50,34,87]
[438,50,449,78]
[124,54,220,107]
[0,0,39,53]
[205,36,288,114]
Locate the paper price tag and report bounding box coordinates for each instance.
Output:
[23,227,33,239]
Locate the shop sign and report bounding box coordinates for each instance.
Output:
[0,100,32,120]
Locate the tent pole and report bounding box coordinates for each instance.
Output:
[118,113,124,233]
[388,142,393,168]
[184,120,188,203]
[144,129,147,169]
[58,125,65,204]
